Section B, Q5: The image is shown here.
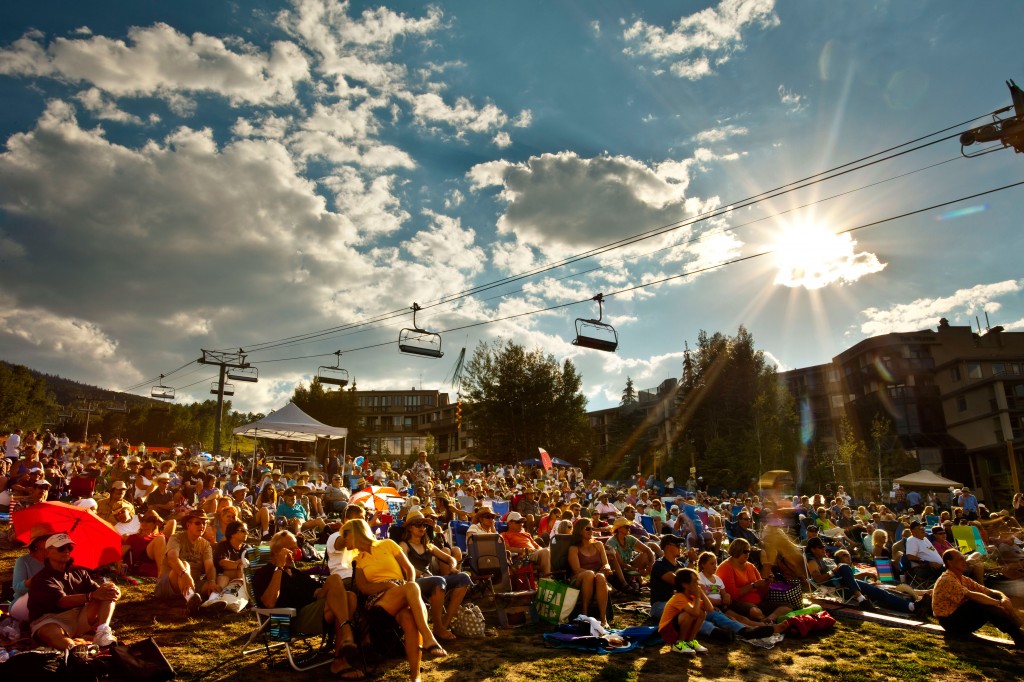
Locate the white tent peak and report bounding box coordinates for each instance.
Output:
[233,402,348,441]
[893,469,963,489]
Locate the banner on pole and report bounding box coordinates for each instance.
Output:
[538,447,552,470]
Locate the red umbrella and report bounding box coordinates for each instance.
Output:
[13,501,123,569]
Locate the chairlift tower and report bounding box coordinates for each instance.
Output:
[198,349,257,457]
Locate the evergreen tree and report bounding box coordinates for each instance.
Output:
[621,376,638,406]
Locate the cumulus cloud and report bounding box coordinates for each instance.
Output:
[74,87,143,124]
[622,0,779,80]
[493,131,512,148]
[858,280,1023,336]
[467,151,699,250]
[0,24,310,104]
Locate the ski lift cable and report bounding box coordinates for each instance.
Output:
[211,113,989,358]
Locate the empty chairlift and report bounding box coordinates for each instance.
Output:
[151,375,175,401]
[227,365,259,383]
[572,293,618,352]
[398,303,444,358]
[317,351,349,388]
[212,381,235,397]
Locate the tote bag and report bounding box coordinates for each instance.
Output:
[535,578,580,625]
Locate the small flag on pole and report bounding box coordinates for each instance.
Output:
[538,447,552,470]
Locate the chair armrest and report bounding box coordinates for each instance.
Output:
[256,607,298,616]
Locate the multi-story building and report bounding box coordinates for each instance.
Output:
[588,378,679,475]
[780,319,1024,505]
[353,389,468,462]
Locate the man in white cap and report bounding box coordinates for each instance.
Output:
[500,512,551,576]
[28,532,120,649]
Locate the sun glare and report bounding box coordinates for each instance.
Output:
[771,220,885,290]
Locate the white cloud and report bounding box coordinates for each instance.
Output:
[74,87,143,124]
[693,124,749,143]
[778,84,805,113]
[590,21,601,37]
[493,131,512,148]
[622,0,779,80]
[404,92,509,136]
[859,280,1024,336]
[0,25,310,105]
[512,110,532,128]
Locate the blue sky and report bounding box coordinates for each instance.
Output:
[2,0,1023,415]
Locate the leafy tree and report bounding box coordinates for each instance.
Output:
[0,362,57,432]
[463,339,591,464]
[621,377,638,406]
[836,415,871,498]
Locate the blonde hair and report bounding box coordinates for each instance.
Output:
[344,518,377,547]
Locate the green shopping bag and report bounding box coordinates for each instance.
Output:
[535,578,580,625]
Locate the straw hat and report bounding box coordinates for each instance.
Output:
[404,510,436,527]
[611,517,632,532]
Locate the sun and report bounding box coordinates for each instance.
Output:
[771,219,884,290]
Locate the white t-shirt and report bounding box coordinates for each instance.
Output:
[699,572,727,606]
[325,531,354,579]
[906,535,942,564]
[5,432,20,457]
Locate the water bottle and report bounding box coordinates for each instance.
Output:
[0,649,9,663]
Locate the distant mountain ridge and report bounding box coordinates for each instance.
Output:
[0,359,154,408]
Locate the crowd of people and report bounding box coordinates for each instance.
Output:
[4,428,1024,679]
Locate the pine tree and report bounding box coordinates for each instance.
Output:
[620,376,638,406]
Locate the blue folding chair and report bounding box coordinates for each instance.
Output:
[491,500,510,519]
[639,514,656,535]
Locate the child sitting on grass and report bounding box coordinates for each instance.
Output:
[658,568,713,655]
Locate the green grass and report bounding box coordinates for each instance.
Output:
[2,540,1023,681]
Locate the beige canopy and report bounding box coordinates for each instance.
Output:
[893,469,963,489]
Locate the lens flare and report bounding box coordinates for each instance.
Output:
[937,204,989,221]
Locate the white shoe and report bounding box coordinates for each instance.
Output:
[93,624,117,647]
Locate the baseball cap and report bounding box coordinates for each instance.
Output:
[660,534,684,550]
[506,511,524,522]
[45,533,76,550]
[111,480,128,490]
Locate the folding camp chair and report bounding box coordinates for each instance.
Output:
[950,526,988,556]
[873,557,898,584]
[639,515,656,535]
[240,546,336,671]
[490,500,510,519]
[548,533,573,582]
[466,533,538,627]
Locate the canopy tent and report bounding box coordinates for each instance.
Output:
[233,402,348,485]
[233,402,347,441]
[893,469,964,489]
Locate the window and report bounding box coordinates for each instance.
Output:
[827,369,840,383]
[831,395,844,408]
[403,416,415,428]
[950,366,961,382]
[967,363,982,379]
[956,395,968,412]
[992,363,1005,376]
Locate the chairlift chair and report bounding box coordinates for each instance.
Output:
[107,401,129,414]
[572,293,618,352]
[317,351,349,387]
[151,374,175,401]
[398,302,444,358]
[228,365,259,383]
[212,381,235,397]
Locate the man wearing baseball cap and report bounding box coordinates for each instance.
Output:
[28,533,120,649]
[501,511,551,576]
[96,480,136,525]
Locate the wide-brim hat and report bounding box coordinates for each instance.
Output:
[611,517,632,531]
[404,510,436,527]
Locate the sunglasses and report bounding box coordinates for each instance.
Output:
[738,549,750,555]
[54,545,74,553]
[584,527,594,532]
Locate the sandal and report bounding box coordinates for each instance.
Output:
[421,644,448,658]
[435,629,457,642]
[332,664,366,680]
[336,620,358,659]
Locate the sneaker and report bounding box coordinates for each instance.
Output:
[200,594,227,615]
[687,640,708,654]
[186,590,203,616]
[671,641,695,655]
[93,624,117,647]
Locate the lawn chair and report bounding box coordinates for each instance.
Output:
[548,533,573,582]
[466,533,538,627]
[240,546,336,671]
[873,557,898,584]
[950,526,988,556]
[490,500,510,519]
[451,520,470,553]
[639,515,656,535]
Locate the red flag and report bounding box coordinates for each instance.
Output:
[538,447,552,470]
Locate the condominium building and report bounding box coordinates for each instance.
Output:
[780,319,1024,505]
[352,389,468,461]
